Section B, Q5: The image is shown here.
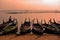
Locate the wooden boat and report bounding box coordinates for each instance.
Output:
[49,19,60,35]
[52,19,60,29]
[0,20,9,35]
[20,18,31,34]
[42,19,60,35]
[41,19,50,33]
[32,19,44,35]
[0,16,18,35]
[2,19,18,35]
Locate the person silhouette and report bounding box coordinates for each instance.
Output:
[9,16,12,23]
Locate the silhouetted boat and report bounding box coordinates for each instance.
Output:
[43,19,60,35]
[32,18,44,35]
[19,18,31,35]
[0,19,10,35]
[51,19,60,29]
[0,16,18,35]
[41,19,49,33]
[49,19,60,35]
[2,19,18,35]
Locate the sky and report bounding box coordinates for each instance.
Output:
[0,0,60,10]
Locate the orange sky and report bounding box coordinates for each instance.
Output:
[0,0,60,10]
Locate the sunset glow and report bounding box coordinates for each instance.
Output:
[17,0,59,5]
[42,0,58,5]
[0,0,60,10]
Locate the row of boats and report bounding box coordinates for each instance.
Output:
[0,16,60,35]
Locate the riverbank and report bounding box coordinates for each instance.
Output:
[0,33,60,40]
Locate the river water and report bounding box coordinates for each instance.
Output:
[0,12,60,31]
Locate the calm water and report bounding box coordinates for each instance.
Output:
[0,12,60,27]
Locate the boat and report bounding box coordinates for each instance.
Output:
[43,19,60,35]
[20,18,31,35]
[0,20,9,35]
[41,19,49,33]
[49,19,60,35]
[2,18,18,35]
[32,18,44,35]
[0,16,18,35]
